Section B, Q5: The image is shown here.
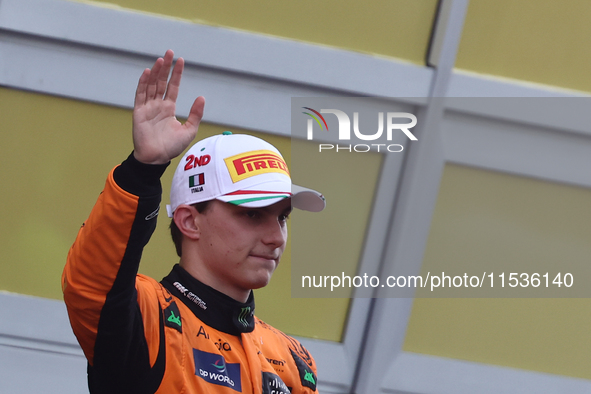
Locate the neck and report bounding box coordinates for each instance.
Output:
[161,264,256,335]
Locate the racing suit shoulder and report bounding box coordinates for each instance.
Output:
[254,318,319,393]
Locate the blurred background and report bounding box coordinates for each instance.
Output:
[2,0,591,392]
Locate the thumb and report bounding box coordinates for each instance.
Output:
[184,96,205,134]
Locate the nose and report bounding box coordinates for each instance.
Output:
[261,217,287,249]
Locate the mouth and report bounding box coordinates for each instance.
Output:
[249,254,279,264]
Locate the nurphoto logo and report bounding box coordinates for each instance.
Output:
[301,107,418,153]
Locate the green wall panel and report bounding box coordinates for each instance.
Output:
[78,0,438,64]
[404,164,591,379]
[457,0,591,92]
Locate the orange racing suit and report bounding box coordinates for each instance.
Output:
[62,154,318,394]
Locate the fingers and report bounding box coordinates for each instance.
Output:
[155,50,174,98]
[145,57,163,102]
[134,68,150,107]
[134,51,200,119]
[136,50,185,107]
[141,49,174,103]
[164,57,184,102]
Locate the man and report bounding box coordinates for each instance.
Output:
[62,50,325,394]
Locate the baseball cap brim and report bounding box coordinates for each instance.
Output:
[291,184,326,212]
[216,181,325,212]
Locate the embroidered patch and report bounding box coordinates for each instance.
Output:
[262,371,291,394]
[164,301,182,333]
[193,349,242,392]
[290,349,317,391]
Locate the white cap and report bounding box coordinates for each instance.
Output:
[166,132,325,217]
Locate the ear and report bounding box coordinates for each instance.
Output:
[173,205,201,240]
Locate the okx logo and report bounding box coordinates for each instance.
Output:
[302,107,417,153]
[194,349,242,392]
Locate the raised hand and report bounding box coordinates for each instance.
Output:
[132,50,205,165]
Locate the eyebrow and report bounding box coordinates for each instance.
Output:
[254,203,292,215]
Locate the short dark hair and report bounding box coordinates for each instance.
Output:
[169,201,211,257]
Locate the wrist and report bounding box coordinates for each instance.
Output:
[113,152,170,196]
[133,150,171,166]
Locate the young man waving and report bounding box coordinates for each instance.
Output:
[62,50,325,394]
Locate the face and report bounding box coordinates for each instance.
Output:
[190,198,291,301]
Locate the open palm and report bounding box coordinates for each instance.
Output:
[133,50,205,165]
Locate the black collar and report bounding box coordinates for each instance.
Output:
[161,264,255,336]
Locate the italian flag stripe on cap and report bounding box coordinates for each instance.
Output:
[227,194,290,205]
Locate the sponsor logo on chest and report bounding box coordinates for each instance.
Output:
[262,371,291,394]
[193,349,242,392]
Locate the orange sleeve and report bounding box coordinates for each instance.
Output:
[62,155,170,392]
[62,169,140,362]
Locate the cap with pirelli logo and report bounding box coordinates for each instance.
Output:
[166,132,326,217]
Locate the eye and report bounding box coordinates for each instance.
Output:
[245,210,260,219]
[278,212,291,223]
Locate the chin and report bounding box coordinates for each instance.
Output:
[246,272,274,290]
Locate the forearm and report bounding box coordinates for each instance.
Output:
[62,153,168,362]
